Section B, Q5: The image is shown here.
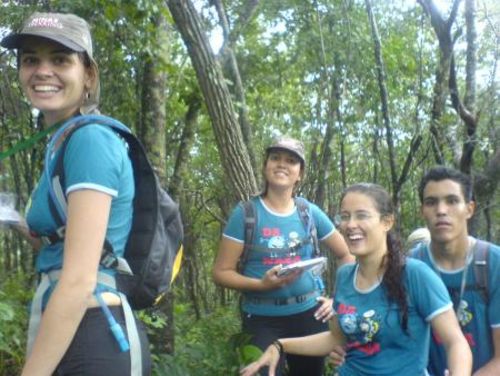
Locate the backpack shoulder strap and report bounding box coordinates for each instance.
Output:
[294,197,320,257]
[472,239,490,304]
[239,198,257,271]
[45,114,131,246]
[410,242,427,260]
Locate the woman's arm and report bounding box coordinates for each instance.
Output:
[240,317,345,376]
[212,237,301,292]
[283,317,345,356]
[322,231,354,266]
[21,190,111,376]
[431,309,472,376]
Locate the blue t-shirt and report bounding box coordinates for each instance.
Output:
[26,124,134,274]
[409,239,500,375]
[334,258,452,376]
[223,196,336,316]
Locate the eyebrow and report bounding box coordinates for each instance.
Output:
[423,194,461,201]
[340,209,372,214]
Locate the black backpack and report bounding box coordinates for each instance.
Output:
[239,196,320,271]
[44,114,184,310]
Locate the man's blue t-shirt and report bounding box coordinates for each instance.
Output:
[334,258,452,376]
[410,239,500,375]
[26,124,134,273]
[223,196,336,316]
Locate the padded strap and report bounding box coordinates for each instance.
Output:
[27,271,60,355]
[473,239,489,304]
[411,243,427,260]
[97,273,142,376]
[239,200,256,272]
[295,197,320,257]
[27,271,142,376]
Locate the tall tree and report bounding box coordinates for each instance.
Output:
[418,0,462,164]
[166,0,258,200]
[214,0,260,179]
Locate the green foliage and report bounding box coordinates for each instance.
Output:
[152,305,243,376]
[0,273,32,376]
[0,0,499,374]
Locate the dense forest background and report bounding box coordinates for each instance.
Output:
[0,0,498,375]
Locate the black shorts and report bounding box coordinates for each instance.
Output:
[53,306,151,376]
[242,304,328,376]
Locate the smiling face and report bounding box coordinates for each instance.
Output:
[18,37,92,125]
[339,192,393,260]
[420,179,474,246]
[263,149,303,191]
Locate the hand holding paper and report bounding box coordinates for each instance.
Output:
[0,192,22,227]
[277,257,327,277]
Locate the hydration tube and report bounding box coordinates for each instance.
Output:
[94,292,130,352]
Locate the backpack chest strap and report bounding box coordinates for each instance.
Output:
[244,290,321,306]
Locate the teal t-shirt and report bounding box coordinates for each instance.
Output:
[223,196,336,316]
[334,258,452,376]
[26,123,134,273]
[410,239,500,375]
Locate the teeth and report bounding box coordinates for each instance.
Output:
[34,85,59,92]
[349,234,363,240]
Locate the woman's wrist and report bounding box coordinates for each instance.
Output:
[272,339,284,356]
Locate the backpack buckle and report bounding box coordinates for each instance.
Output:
[101,253,119,268]
[55,226,66,238]
[274,297,288,306]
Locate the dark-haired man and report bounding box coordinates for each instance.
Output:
[411,166,500,375]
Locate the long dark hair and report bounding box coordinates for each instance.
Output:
[340,183,409,332]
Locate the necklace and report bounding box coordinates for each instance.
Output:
[430,237,474,316]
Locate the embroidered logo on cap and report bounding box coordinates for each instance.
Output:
[27,17,64,29]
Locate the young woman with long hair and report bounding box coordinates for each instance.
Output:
[240,183,471,376]
[213,137,353,376]
[2,12,150,375]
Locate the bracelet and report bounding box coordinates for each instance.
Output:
[272,339,284,356]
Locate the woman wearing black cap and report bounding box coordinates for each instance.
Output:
[1,12,150,375]
[213,137,354,376]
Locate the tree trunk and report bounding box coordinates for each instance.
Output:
[418,0,462,164]
[365,0,398,207]
[214,0,259,180]
[167,0,258,201]
[458,0,478,173]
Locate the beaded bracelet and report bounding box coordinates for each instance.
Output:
[272,339,284,356]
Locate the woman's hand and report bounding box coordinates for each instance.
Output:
[314,296,335,322]
[328,344,346,367]
[240,344,280,376]
[261,264,302,290]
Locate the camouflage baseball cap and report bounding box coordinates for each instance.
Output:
[1,12,100,112]
[1,12,94,58]
[266,136,306,164]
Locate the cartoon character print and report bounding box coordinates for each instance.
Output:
[340,313,358,335]
[261,227,302,265]
[338,304,382,355]
[359,310,380,343]
[456,300,473,327]
[287,231,301,257]
[267,235,286,249]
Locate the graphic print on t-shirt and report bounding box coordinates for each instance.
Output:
[260,226,302,266]
[337,303,382,355]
